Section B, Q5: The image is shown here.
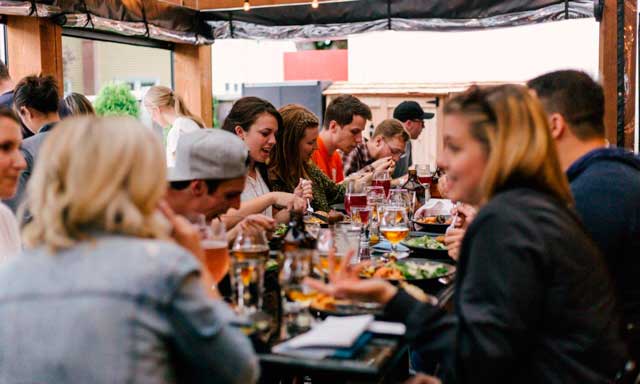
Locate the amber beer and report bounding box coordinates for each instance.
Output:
[232,245,270,261]
[380,227,410,244]
[201,240,230,283]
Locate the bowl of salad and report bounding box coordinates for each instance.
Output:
[402,232,450,260]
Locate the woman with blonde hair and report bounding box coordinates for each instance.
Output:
[0,116,258,383]
[307,85,626,383]
[144,85,205,167]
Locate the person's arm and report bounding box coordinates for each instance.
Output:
[168,273,260,383]
[310,166,345,209]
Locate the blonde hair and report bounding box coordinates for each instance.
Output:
[373,118,410,143]
[144,85,205,128]
[444,84,573,205]
[21,116,170,251]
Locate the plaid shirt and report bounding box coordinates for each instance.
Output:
[342,142,374,177]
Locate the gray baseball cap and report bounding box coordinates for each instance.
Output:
[167,129,249,182]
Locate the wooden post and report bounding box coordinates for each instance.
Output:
[173,44,213,127]
[599,0,637,149]
[6,16,63,92]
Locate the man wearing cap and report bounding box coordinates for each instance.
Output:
[392,101,435,179]
[165,129,274,237]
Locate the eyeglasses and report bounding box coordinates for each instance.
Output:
[382,138,405,157]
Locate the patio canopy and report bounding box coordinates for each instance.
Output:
[0,0,594,44]
[202,0,594,40]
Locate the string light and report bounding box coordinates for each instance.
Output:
[311,0,319,8]
[243,0,250,11]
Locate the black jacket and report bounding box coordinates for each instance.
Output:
[385,187,627,383]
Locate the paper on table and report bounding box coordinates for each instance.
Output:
[286,315,374,349]
[367,321,406,336]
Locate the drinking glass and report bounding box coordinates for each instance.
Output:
[389,188,416,221]
[351,206,371,227]
[202,219,230,285]
[344,180,367,215]
[280,250,315,336]
[314,228,335,280]
[230,226,270,316]
[379,205,410,258]
[416,164,433,186]
[372,170,391,197]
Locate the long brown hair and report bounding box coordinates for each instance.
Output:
[269,104,319,188]
[444,84,573,205]
[144,85,205,128]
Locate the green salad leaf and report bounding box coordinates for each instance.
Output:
[403,235,447,250]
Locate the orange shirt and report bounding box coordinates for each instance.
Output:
[311,135,344,183]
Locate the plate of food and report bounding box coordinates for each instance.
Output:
[412,215,452,233]
[401,232,450,260]
[360,258,455,293]
[309,293,383,319]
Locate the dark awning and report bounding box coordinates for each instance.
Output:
[202,0,594,40]
[0,0,214,45]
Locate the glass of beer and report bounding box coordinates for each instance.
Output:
[380,205,410,258]
[231,226,270,316]
[201,219,230,285]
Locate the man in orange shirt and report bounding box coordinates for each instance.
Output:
[312,94,372,183]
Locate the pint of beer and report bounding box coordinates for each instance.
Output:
[202,239,230,284]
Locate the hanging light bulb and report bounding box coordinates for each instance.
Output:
[243,0,250,11]
[311,0,319,8]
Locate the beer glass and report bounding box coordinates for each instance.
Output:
[379,205,410,258]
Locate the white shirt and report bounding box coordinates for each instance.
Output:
[240,171,273,218]
[0,202,20,262]
[166,117,201,167]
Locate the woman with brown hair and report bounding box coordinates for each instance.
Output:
[269,104,344,212]
[143,85,205,167]
[307,84,627,383]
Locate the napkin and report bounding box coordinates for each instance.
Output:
[419,198,454,216]
[372,240,410,254]
[272,315,374,359]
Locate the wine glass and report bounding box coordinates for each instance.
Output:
[416,164,433,186]
[344,179,366,215]
[379,205,410,258]
[230,226,269,316]
[372,170,391,197]
[389,188,416,221]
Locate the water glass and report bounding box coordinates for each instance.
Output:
[230,227,269,316]
[279,250,315,336]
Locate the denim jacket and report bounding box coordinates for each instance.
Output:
[0,234,259,383]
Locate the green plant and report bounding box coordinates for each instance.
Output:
[94,83,139,118]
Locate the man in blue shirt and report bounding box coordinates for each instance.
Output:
[529,70,640,362]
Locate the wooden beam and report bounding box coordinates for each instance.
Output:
[600,0,618,146]
[173,44,213,127]
[599,0,637,149]
[6,16,63,92]
[622,0,636,149]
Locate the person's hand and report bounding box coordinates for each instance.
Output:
[444,227,465,261]
[158,201,220,298]
[158,200,204,260]
[271,191,307,212]
[370,156,395,173]
[240,214,276,232]
[294,178,314,200]
[451,203,477,230]
[405,374,442,384]
[304,249,398,305]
